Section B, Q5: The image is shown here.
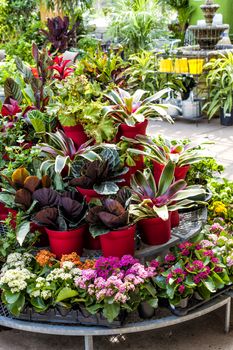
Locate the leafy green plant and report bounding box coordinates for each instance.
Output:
[203,53,233,119]
[129,161,205,221]
[186,158,224,186]
[108,0,170,54]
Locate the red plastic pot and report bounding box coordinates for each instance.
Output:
[76,186,101,203]
[45,225,86,258]
[153,161,190,184]
[152,160,165,186]
[174,165,190,181]
[0,203,17,227]
[84,230,101,250]
[62,124,89,148]
[170,210,180,228]
[116,120,148,142]
[31,223,49,247]
[100,225,136,258]
[138,217,171,245]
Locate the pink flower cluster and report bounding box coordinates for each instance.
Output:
[74,256,157,304]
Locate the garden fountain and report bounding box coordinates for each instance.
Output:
[188,0,229,50]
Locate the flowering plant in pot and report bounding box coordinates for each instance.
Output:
[125,134,208,183]
[86,188,135,257]
[32,187,87,258]
[129,161,206,245]
[69,147,128,200]
[74,255,158,323]
[103,87,173,141]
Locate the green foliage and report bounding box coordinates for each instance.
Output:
[204,53,233,119]
[186,158,224,186]
[108,0,170,54]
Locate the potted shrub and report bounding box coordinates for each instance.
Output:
[125,134,208,183]
[129,161,205,245]
[69,147,128,202]
[103,87,173,141]
[32,188,87,258]
[86,188,135,257]
[204,52,233,126]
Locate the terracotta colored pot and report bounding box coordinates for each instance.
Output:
[45,225,86,258]
[100,225,136,258]
[116,120,148,142]
[174,165,190,180]
[62,124,89,148]
[138,217,171,245]
[84,230,101,250]
[76,187,101,203]
[170,210,180,228]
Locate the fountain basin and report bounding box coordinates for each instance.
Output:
[189,24,229,50]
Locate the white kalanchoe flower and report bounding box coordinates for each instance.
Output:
[62,261,75,270]
[0,268,35,293]
[41,290,52,300]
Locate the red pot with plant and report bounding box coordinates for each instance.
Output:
[84,230,101,250]
[100,225,135,258]
[76,186,101,203]
[69,149,128,199]
[86,188,135,258]
[174,165,190,181]
[116,120,148,142]
[62,124,89,148]
[104,87,172,143]
[45,225,86,258]
[121,156,144,187]
[32,187,87,257]
[138,217,171,245]
[130,161,205,245]
[170,210,180,228]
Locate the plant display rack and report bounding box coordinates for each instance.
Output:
[0,205,229,350]
[0,295,231,350]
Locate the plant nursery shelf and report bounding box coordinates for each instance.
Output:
[0,295,231,350]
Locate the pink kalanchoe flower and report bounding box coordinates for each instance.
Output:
[203,250,214,257]
[210,223,224,234]
[211,257,219,264]
[165,254,176,263]
[178,285,185,294]
[48,56,74,81]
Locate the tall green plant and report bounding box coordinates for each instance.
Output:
[108,0,170,54]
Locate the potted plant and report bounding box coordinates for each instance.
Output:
[86,188,135,257]
[69,147,128,202]
[204,52,233,126]
[39,129,101,176]
[103,87,173,141]
[0,167,52,245]
[125,134,208,183]
[32,188,87,258]
[129,161,205,245]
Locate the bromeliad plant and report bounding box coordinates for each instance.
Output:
[38,129,101,176]
[86,188,132,237]
[129,161,206,221]
[69,147,128,195]
[103,87,173,126]
[125,135,208,168]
